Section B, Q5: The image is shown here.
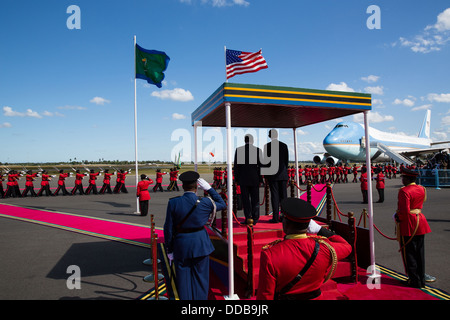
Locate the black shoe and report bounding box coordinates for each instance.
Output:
[268,218,280,223]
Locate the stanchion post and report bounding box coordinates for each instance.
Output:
[245,219,255,298]
[307,180,312,204]
[326,183,332,226]
[264,179,270,215]
[348,212,357,282]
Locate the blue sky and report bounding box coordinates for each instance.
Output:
[1,0,449,163]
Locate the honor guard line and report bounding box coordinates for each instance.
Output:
[191,82,374,299]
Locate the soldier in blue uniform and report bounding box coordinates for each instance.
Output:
[163,171,226,300]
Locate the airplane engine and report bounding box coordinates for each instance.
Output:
[313,153,340,166]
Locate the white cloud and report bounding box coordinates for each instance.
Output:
[427,93,450,103]
[90,97,111,105]
[326,82,354,92]
[172,113,187,120]
[442,115,450,126]
[427,8,450,32]
[412,104,432,112]
[364,86,384,95]
[433,131,447,140]
[42,111,65,117]
[0,122,12,128]
[182,0,250,7]
[361,75,380,83]
[353,111,394,123]
[393,98,415,107]
[151,88,194,102]
[3,106,42,118]
[57,105,87,110]
[394,8,450,53]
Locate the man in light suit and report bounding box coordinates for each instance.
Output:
[234,134,263,225]
[263,129,289,223]
[163,171,226,300]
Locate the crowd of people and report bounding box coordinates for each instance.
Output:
[0,168,131,198]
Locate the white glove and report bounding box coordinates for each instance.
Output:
[197,178,211,191]
[167,253,174,265]
[307,219,322,234]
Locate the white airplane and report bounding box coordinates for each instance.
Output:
[313,110,449,165]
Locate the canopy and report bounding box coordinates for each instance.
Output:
[192,82,371,128]
[191,82,376,300]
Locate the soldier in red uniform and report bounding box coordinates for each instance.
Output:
[113,169,130,193]
[360,166,368,204]
[257,198,352,300]
[99,169,114,194]
[394,168,433,288]
[374,168,385,203]
[85,169,100,195]
[71,170,87,195]
[4,170,21,198]
[37,170,53,196]
[152,169,166,192]
[53,169,71,196]
[352,164,359,183]
[136,174,154,216]
[22,170,39,197]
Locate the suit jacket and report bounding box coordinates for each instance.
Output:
[262,139,289,181]
[234,143,263,186]
[164,188,226,260]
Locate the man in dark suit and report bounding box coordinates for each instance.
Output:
[164,171,226,300]
[234,134,263,225]
[262,129,289,223]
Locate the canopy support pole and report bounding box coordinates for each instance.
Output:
[224,102,239,300]
[364,111,380,283]
[293,128,300,198]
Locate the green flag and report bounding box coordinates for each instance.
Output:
[135,44,170,88]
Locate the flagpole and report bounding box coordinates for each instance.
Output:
[134,35,140,214]
[224,46,228,83]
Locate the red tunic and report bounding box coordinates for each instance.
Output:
[25,173,39,187]
[156,172,166,183]
[58,173,69,186]
[360,172,368,191]
[75,173,86,185]
[396,183,431,236]
[136,179,153,201]
[257,234,352,300]
[103,173,114,185]
[375,172,385,189]
[89,172,100,184]
[40,174,51,186]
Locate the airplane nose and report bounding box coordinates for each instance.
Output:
[323,133,337,146]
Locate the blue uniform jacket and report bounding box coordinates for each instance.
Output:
[164,188,226,260]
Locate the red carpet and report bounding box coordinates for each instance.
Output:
[0,203,164,247]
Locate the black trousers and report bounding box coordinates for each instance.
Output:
[85,183,98,195]
[139,200,149,216]
[99,183,112,194]
[153,183,163,192]
[54,184,70,195]
[71,184,84,195]
[37,185,53,196]
[240,185,260,223]
[401,235,426,288]
[22,186,37,197]
[377,188,384,202]
[268,180,287,221]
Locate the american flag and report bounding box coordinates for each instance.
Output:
[225,49,268,79]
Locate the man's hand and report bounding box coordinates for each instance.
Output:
[197,178,212,191]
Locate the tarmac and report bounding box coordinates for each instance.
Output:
[0,173,448,300]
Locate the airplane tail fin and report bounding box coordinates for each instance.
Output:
[418,109,431,139]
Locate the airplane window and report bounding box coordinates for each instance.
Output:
[335,124,349,128]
